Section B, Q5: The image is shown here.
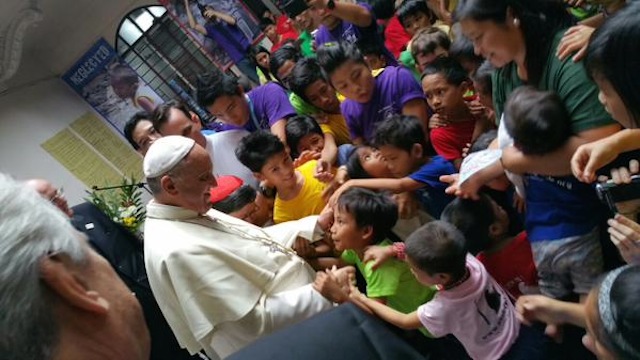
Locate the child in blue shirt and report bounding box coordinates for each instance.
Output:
[503,85,604,301]
[330,115,456,218]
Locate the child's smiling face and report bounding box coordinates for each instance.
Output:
[330,205,369,252]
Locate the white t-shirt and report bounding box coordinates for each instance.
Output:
[417,255,520,360]
[204,130,258,188]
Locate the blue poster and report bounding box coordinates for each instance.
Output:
[62,38,165,134]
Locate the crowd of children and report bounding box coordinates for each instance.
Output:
[127,0,640,359]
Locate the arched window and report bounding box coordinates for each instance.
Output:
[115,5,217,106]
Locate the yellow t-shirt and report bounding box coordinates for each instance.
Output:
[319,114,351,146]
[273,160,327,224]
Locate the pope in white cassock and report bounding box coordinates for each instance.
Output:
[142,136,343,359]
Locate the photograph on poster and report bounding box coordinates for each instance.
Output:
[159,0,261,70]
[62,38,164,134]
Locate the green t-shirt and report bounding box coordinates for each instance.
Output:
[492,30,614,133]
[299,30,316,58]
[341,240,436,315]
[289,92,319,116]
[399,50,421,82]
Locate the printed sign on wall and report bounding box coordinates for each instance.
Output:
[62,38,165,134]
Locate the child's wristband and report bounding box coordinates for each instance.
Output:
[392,242,406,261]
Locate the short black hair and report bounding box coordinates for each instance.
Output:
[373,115,426,153]
[421,56,469,86]
[366,0,395,20]
[151,99,193,133]
[124,111,152,150]
[448,35,484,72]
[317,42,367,82]
[285,115,323,159]
[397,0,434,28]
[468,129,497,153]
[289,57,326,104]
[235,130,286,172]
[211,185,257,213]
[337,187,398,244]
[441,194,496,255]
[410,27,451,60]
[503,85,571,156]
[405,221,468,279]
[269,44,301,83]
[259,17,275,32]
[356,36,385,58]
[195,70,241,109]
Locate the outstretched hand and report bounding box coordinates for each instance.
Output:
[571,137,621,183]
[557,25,594,62]
[608,214,640,265]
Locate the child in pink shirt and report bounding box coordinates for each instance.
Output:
[351,221,546,360]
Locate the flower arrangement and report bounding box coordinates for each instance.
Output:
[86,176,146,234]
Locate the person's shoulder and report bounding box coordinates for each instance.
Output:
[420,155,456,172]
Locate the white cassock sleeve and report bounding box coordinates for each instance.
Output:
[262,215,323,248]
[208,284,332,358]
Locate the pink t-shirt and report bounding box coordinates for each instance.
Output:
[417,255,519,360]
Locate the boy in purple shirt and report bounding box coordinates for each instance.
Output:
[183,0,258,85]
[195,71,296,144]
[309,0,397,66]
[317,42,428,145]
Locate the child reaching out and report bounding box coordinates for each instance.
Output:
[235,131,327,224]
[320,187,435,317]
[441,195,538,299]
[350,221,545,360]
[330,115,456,218]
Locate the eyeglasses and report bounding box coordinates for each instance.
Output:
[50,187,65,203]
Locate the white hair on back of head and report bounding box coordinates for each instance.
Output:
[0,173,87,359]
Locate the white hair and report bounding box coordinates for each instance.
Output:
[0,174,87,359]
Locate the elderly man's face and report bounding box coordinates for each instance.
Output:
[169,145,217,214]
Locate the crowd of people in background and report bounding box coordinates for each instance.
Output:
[2,0,640,359]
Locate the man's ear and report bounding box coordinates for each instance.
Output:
[40,254,109,315]
[161,174,178,195]
[411,143,424,159]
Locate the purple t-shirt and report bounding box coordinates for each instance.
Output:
[340,66,425,141]
[220,82,296,132]
[205,20,250,63]
[314,3,397,66]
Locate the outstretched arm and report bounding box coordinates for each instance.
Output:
[351,287,422,330]
[307,0,372,28]
[183,0,207,35]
